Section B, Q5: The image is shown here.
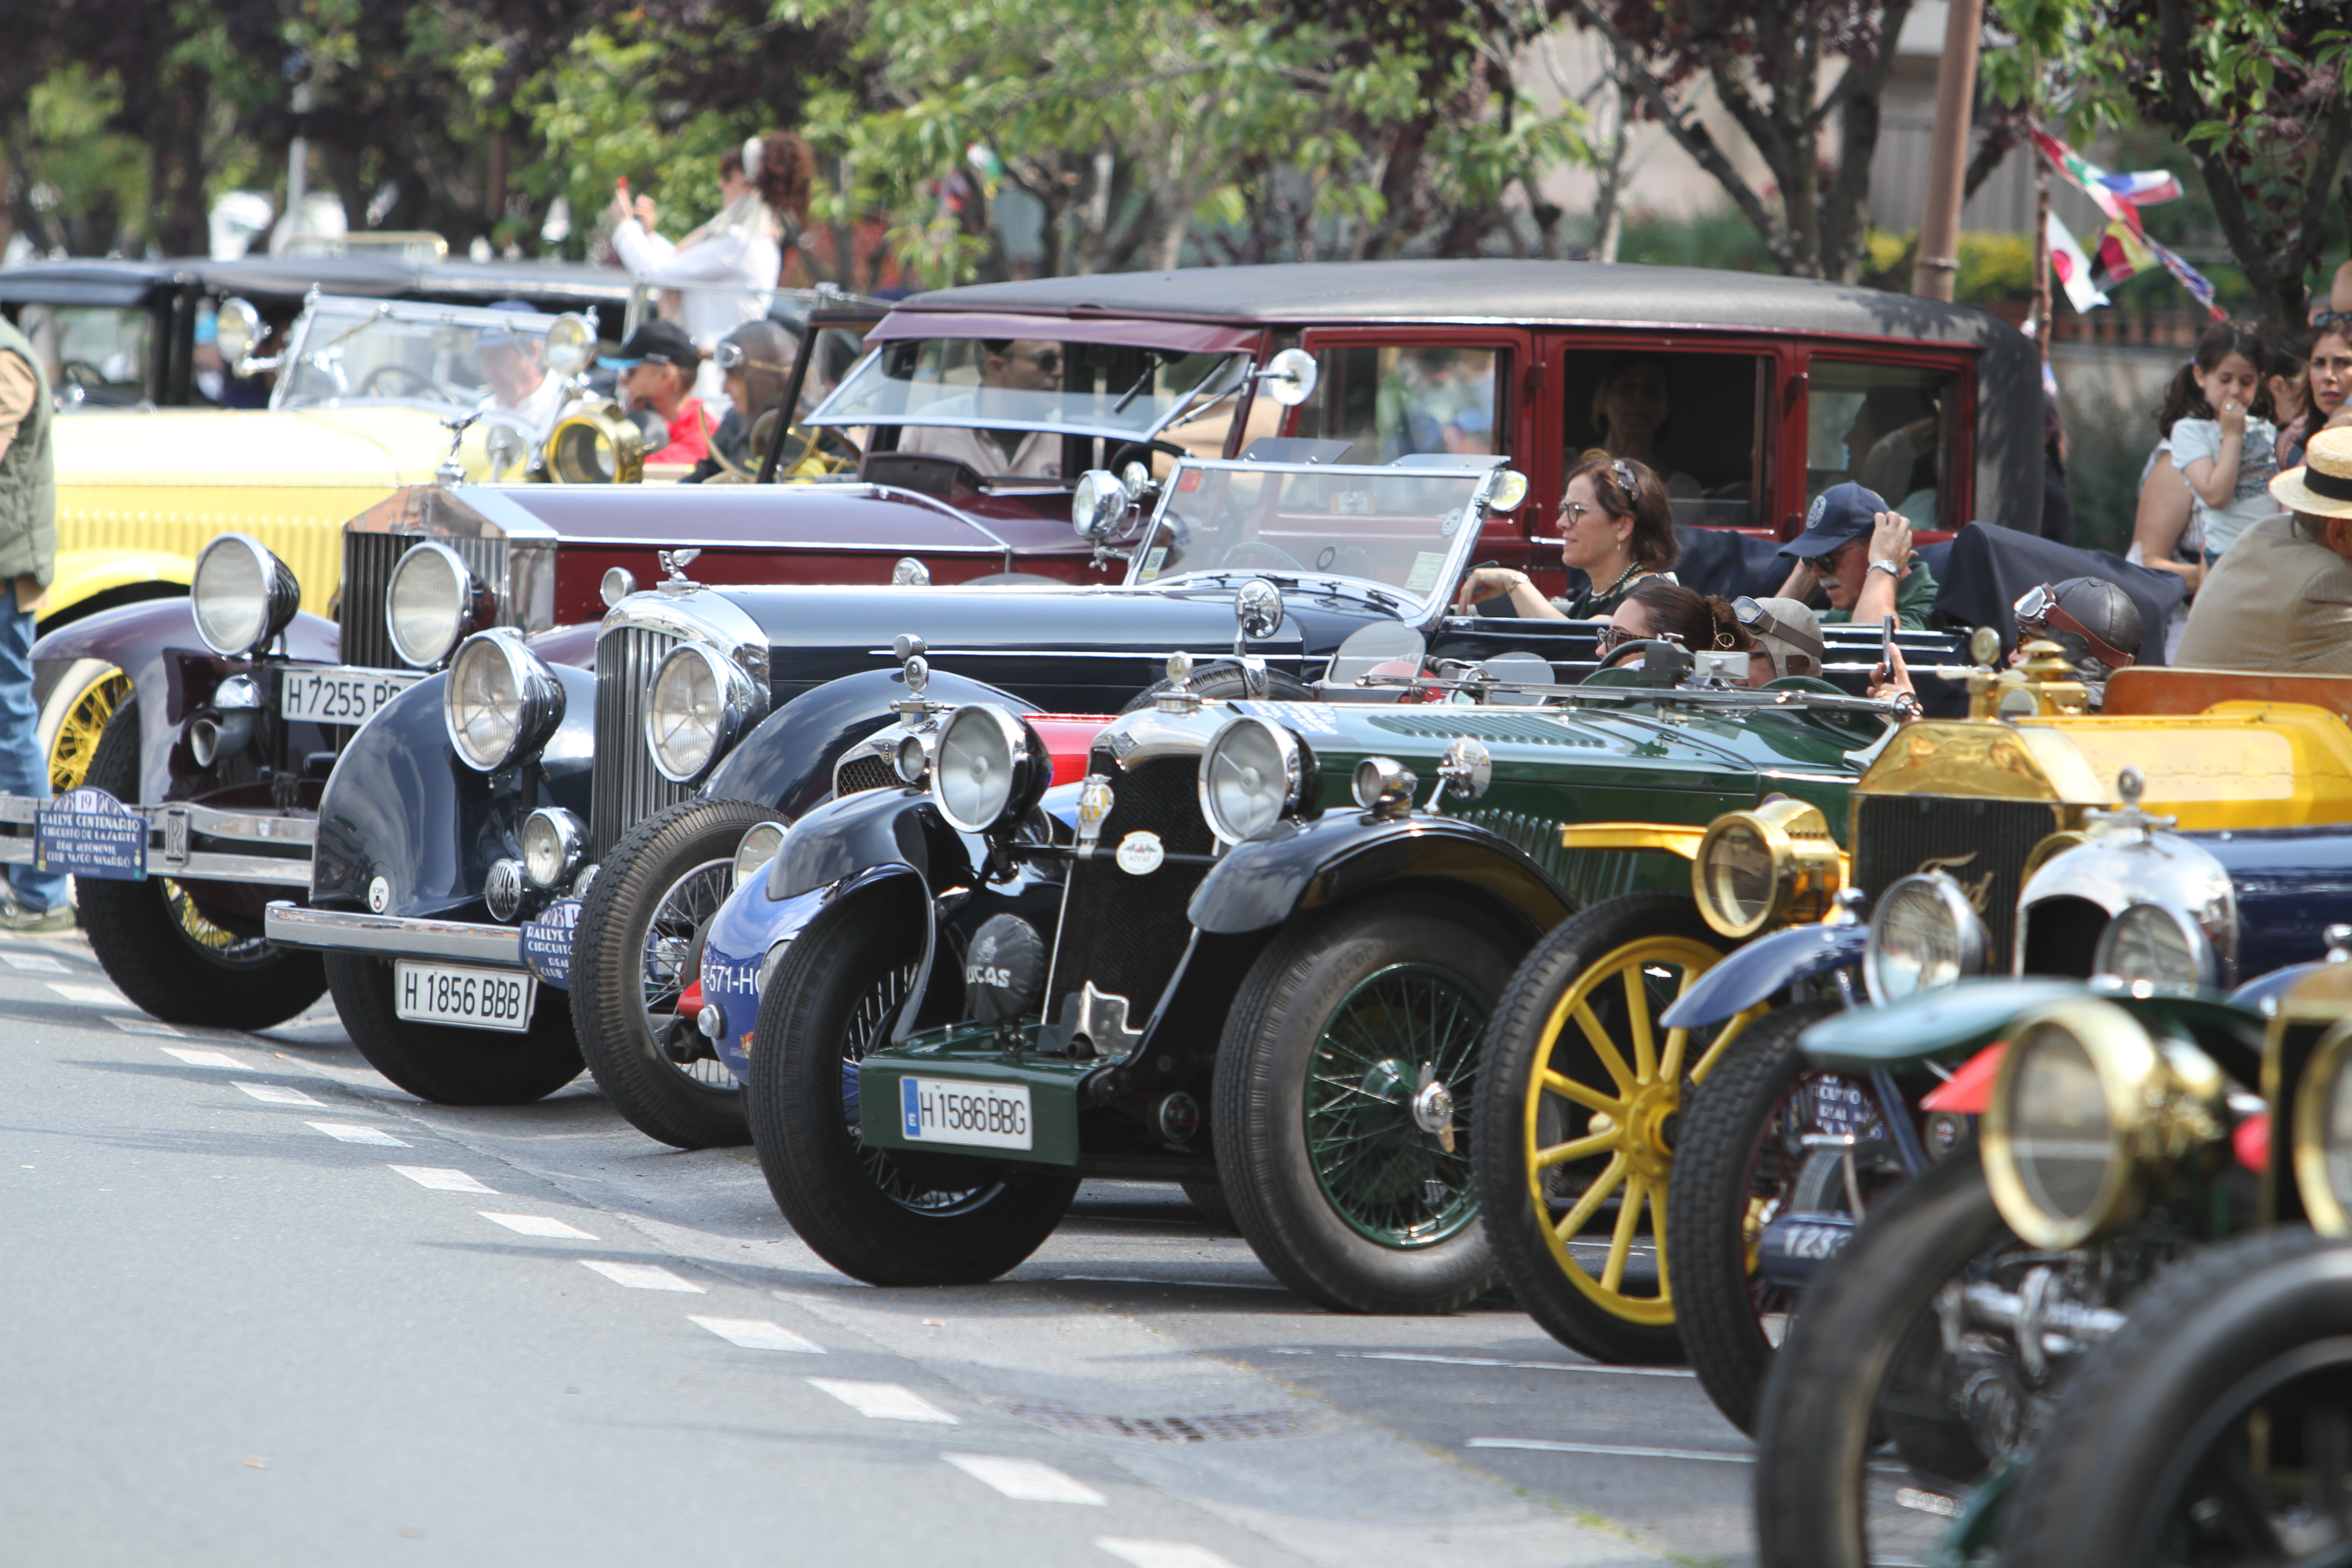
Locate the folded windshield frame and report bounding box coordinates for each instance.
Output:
[804,339,1248,445]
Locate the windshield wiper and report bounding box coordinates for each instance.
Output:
[1111,353,1165,416]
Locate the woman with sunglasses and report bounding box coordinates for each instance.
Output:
[1455,449,1677,619]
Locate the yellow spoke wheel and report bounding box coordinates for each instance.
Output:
[1471,892,1766,1364]
[44,664,130,796]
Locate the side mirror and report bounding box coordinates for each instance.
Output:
[1070,468,1129,544]
[1257,348,1319,408]
[1235,576,1285,643]
[215,298,263,371]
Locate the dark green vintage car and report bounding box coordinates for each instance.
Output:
[712,646,1897,1315]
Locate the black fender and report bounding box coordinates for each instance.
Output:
[1658,920,1868,1029]
[1186,812,1573,945]
[32,597,338,803]
[310,665,595,921]
[767,783,982,905]
[705,666,1046,820]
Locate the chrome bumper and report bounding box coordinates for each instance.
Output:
[0,795,314,886]
[264,902,523,965]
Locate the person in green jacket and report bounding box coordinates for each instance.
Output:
[1773,480,1938,630]
[0,315,69,931]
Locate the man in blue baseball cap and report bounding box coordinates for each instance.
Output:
[1774,480,1939,630]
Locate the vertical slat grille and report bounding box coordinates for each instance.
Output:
[1043,756,1213,1028]
[591,625,689,856]
[1852,794,2064,966]
[337,531,513,671]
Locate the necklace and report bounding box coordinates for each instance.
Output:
[1593,561,1646,603]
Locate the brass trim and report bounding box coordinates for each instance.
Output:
[1558,823,1707,859]
[1689,798,1844,940]
[2293,1016,2352,1238]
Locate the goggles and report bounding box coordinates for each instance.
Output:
[1730,595,1825,671]
[713,338,793,374]
[2014,583,2136,669]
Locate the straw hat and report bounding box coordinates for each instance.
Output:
[2271,426,2352,518]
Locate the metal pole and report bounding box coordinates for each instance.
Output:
[1913,0,1984,302]
[2033,155,2053,359]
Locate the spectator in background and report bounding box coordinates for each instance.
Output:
[601,318,716,467]
[1773,481,1938,630]
[2176,426,2352,674]
[685,319,799,482]
[0,311,69,931]
[1597,578,1757,666]
[2161,323,2278,564]
[2287,317,2352,472]
[900,338,1065,478]
[2268,334,2311,470]
[475,300,567,441]
[1590,355,1701,498]
[1845,387,1942,527]
[2042,389,2075,546]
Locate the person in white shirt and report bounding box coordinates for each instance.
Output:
[900,339,1066,479]
[604,132,812,399]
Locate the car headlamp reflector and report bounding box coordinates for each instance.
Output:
[2093,902,2217,990]
[732,821,788,888]
[1198,715,1310,845]
[1864,872,1990,1005]
[1984,999,2226,1248]
[520,808,585,889]
[191,532,301,657]
[547,402,645,484]
[443,630,563,772]
[645,642,762,785]
[1692,798,1842,939]
[2293,1018,2352,1237]
[931,703,1042,833]
[386,541,484,669]
[895,733,929,784]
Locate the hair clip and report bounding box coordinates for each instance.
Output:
[1611,460,1637,495]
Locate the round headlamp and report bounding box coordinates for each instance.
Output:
[443,629,564,772]
[645,642,764,785]
[732,821,788,888]
[2093,902,2220,990]
[1864,872,1991,1005]
[894,732,929,784]
[544,313,597,378]
[520,807,585,890]
[931,703,1042,833]
[484,421,530,479]
[1692,798,1842,939]
[546,402,645,484]
[1198,715,1312,845]
[386,541,487,669]
[1983,998,2226,1248]
[190,533,301,657]
[2295,1018,2352,1236]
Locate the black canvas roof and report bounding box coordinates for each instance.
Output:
[0,255,634,312]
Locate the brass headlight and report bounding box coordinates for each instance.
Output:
[1692,798,1843,939]
[2293,1017,2352,1237]
[546,400,645,484]
[1983,998,2227,1249]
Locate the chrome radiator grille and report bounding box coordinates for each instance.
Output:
[1852,794,2064,968]
[338,530,513,671]
[591,625,690,856]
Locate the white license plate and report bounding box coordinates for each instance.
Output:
[279,666,422,725]
[393,961,537,1033]
[898,1075,1033,1151]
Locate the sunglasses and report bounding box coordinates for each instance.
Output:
[1597,623,1641,652]
[2316,310,2352,330]
[1000,348,1061,374]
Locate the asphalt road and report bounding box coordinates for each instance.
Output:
[3,927,1771,1568]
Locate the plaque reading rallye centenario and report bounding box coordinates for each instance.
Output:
[34,787,146,881]
[520,898,583,989]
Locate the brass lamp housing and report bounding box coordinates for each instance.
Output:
[546,398,647,485]
[2292,1016,2352,1237]
[1692,797,1845,939]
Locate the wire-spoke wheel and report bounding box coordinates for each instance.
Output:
[41,659,129,795]
[1472,894,1764,1363]
[1216,890,1521,1314]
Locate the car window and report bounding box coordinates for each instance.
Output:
[1560,349,1763,531]
[17,305,149,401]
[1807,360,1958,530]
[811,338,1245,446]
[1292,344,1504,462]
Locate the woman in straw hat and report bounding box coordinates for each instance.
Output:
[2175,425,2352,674]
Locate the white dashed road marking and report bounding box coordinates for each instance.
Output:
[307,1122,410,1147]
[159,1047,241,1068]
[1466,1437,1754,1463]
[1058,1275,1287,1292]
[943,1453,1105,1504]
[578,1260,702,1292]
[1096,1539,1243,1568]
[1341,1351,1697,1378]
[389,1165,495,1193]
[687,1316,823,1352]
[111,1016,185,1037]
[809,1379,959,1424]
[477,1212,596,1240]
[0,951,68,972]
[236,1083,322,1106]
[48,983,128,1006]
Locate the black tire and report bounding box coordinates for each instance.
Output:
[570,798,785,1149]
[1998,1227,2352,1568]
[76,704,327,1031]
[322,951,583,1105]
[1667,998,1912,1434]
[1118,665,1312,715]
[1470,893,1763,1364]
[1753,1143,2009,1568]
[1181,1178,1238,1233]
[747,886,1078,1285]
[1213,890,1518,1314]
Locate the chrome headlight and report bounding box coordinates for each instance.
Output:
[1198,715,1312,845]
[2294,1018,2352,1237]
[645,642,764,785]
[386,541,485,669]
[732,821,787,888]
[1864,872,1990,1004]
[520,808,585,889]
[931,703,1042,833]
[2093,902,2220,990]
[1693,799,1842,939]
[191,533,301,657]
[894,731,930,784]
[1983,998,2226,1248]
[443,629,564,772]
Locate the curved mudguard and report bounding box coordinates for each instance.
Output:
[1186,811,1573,941]
[705,667,1046,821]
[310,665,595,922]
[2226,960,2335,1019]
[699,863,929,1083]
[33,597,339,803]
[1659,920,1867,1029]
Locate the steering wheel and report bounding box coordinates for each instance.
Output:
[1106,437,1190,476]
[1224,540,1304,571]
[59,360,109,387]
[360,363,439,398]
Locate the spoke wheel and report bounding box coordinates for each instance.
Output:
[637,858,735,1093]
[42,661,130,795]
[1472,893,1762,1363]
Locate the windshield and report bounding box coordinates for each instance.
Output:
[1129,460,1497,611]
[18,305,150,404]
[272,302,564,416]
[807,338,1244,443]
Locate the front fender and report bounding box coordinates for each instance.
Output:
[700,864,929,1083]
[1188,812,1573,941]
[1659,921,1868,1029]
[765,784,981,904]
[1801,977,2264,1085]
[310,664,594,920]
[706,667,1045,820]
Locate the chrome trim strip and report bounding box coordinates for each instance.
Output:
[597,588,770,683]
[264,902,524,965]
[0,795,317,846]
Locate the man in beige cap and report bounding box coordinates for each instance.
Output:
[2175,426,2352,673]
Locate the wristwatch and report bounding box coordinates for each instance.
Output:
[1867,559,1902,579]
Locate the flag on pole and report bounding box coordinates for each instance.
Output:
[2146,233,2228,321]
[2096,169,2186,208]
[2047,212,2109,313]
[2095,221,2159,289]
[2036,124,2225,321]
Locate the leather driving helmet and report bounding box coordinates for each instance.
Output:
[2015,576,2142,671]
